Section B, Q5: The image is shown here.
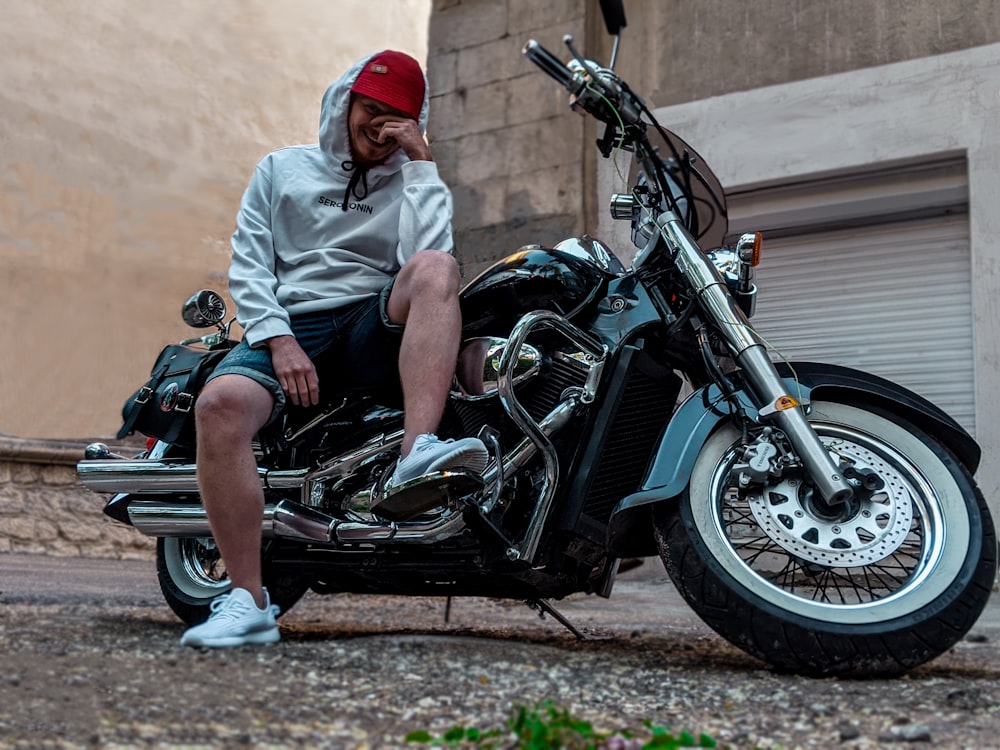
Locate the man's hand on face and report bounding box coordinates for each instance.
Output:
[267,335,319,408]
[371,115,433,162]
[348,94,432,165]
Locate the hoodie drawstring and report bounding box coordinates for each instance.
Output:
[340,161,370,210]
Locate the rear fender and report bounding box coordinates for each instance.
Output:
[606,361,980,554]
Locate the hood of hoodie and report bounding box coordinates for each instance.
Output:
[317,51,430,180]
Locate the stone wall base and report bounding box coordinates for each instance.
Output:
[0,436,154,559]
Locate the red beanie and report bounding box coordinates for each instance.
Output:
[350,50,425,121]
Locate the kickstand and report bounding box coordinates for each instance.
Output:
[527,598,587,640]
[444,596,452,624]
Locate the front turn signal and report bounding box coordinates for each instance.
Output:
[736,231,763,267]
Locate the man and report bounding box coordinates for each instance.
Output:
[180,51,488,648]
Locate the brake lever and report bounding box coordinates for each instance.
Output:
[563,35,644,129]
[563,35,602,88]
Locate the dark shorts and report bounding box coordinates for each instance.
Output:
[207,282,403,424]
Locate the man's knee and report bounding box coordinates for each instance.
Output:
[195,376,272,441]
[387,251,461,325]
[404,249,460,292]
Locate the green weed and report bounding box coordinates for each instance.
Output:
[405,699,717,749]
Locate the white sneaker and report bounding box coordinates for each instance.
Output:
[388,433,489,489]
[180,587,280,648]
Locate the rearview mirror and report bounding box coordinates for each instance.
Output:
[599,0,627,36]
[181,289,227,328]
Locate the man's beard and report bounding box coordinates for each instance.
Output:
[349,138,393,168]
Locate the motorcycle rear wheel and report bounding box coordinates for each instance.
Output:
[156,537,309,625]
[655,399,997,677]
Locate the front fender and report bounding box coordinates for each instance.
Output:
[606,361,980,553]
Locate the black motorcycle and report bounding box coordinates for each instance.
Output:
[77,0,996,676]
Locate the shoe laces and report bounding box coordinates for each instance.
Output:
[413,434,433,449]
[207,593,252,621]
[207,593,279,621]
[413,435,452,453]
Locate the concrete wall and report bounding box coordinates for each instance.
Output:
[427,0,589,278]
[601,46,1000,521]
[607,1,1000,108]
[430,0,1000,268]
[429,0,1000,518]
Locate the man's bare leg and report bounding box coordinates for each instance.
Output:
[386,249,463,457]
[194,374,274,609]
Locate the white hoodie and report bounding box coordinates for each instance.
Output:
[228,52,454,348]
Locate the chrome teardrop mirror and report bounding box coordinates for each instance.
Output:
[599,0,626,36]
[181,289,227,328]
[451,337,542,401]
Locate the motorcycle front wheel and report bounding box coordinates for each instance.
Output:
[655,399,997,677]
[156,537,309,625]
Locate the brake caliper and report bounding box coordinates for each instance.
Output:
[733,427,786,488]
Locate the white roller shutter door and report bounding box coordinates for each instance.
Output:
[749,214,975,433]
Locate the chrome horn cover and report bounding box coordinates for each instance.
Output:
[450,337,542,402]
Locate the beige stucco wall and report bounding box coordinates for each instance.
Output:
[1,0,429,442]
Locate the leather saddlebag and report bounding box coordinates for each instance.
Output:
[117,344,229,448]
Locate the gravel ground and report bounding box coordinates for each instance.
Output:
[1,553,999,749]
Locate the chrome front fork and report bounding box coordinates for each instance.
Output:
[657,213,854,504]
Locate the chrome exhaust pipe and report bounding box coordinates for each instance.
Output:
[80,457,468,545]
[80,378,587,549]
[127,499,334,541]
[124,498,467,545]
[128,500,276,537]
[76,459,307,495]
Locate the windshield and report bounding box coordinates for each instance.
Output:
[630,123,729,249]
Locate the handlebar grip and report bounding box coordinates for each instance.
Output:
[522,39,574,90]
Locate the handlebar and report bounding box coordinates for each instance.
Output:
[521,31,727,250]
[523,37,645,133]
[522,39,576,91]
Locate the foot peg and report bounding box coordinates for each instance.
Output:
[372,470,485,521]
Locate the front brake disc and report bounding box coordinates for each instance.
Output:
[745,438,914,567]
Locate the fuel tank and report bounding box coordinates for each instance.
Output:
[460,244,614,336]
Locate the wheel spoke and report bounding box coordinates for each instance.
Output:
[770,557,799,590]
[814,567,846,604]
[668,398,989,675]
[716,430,931,606]
[734,537,785,565]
